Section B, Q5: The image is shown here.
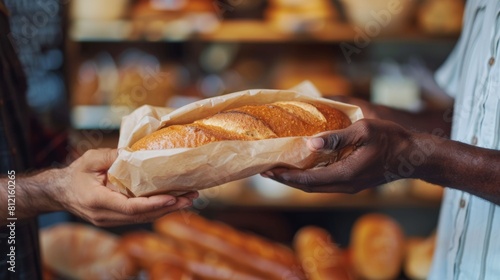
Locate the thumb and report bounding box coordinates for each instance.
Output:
[308,127,358,153]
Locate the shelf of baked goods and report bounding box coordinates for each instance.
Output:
[199,176,443,210]
[70,19,459,43]
[40,210,437,280]
[69,0,464,43]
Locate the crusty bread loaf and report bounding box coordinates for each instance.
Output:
[131,101,351,150]
[293,226,354,280]
[154,212,306,280]
[351,214,405,280]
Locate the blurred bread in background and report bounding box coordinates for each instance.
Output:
[351,213,405,280]
[273,55,352,96]
[404,232,437,280]
[265,0,339,33]
[40,223,138,280]
[418,0,464,35]
[131,0,219,39]
[340,0,417,34]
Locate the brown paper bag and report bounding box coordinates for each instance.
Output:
[107,81,363,197]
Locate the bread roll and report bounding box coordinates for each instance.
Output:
[294,226,354,280]
[351,214,405,280]
[40,223,138,280]
[131,101,351,150]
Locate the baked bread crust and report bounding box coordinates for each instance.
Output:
[131,101,351,150]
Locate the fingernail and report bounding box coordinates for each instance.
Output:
[164,199,176,206]
[310,137,325,150]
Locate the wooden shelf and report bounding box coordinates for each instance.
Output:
[70,19,458,43]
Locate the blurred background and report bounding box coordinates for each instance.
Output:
[4,0,464,279]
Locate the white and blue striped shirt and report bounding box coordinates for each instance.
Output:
[430,0,500,279]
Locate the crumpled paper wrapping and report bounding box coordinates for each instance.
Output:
[107,81,363,197]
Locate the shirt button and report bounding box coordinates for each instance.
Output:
[489,57,495,66]
[471,136,478,146]
[460,199,466,208]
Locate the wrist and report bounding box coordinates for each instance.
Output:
[385,128,422,180]
[403,132,444,180]
[33,168,66,214]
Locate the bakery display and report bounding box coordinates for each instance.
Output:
[131,100,352,150]
[41,213,436,280]
[63,1,448,278]
[350,213,405,280]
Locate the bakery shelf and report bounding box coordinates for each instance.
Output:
[70,19,458,43]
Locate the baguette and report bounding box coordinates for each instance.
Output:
[154,212,307,280]
[293,226,353,280]
[131,101,351,150]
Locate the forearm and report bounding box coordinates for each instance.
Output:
[0,169,65,225]
[406,133,500,204]
[374,105,453,137]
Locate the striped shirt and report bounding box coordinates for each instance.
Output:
[430,0,500,279]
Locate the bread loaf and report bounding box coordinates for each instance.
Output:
[40,224,138,280]
[293,226,354,280]
[131,101,351,150]
[154,212,307,280]
[351,214,405,280]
